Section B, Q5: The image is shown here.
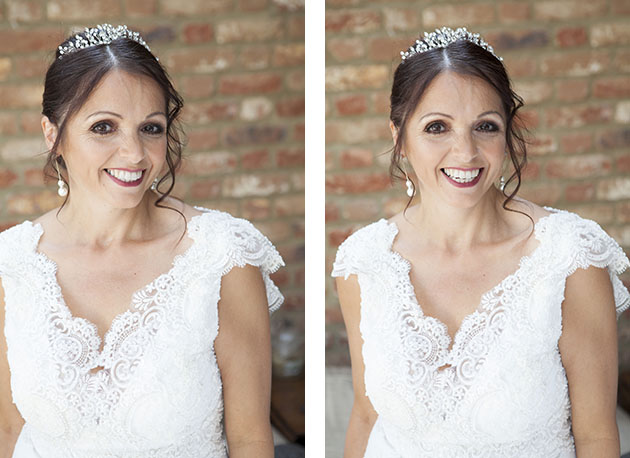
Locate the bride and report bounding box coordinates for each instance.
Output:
[333,27,629,457]
[0,25,282,457]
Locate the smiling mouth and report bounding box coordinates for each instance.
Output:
[441,168,483,186]
[104,168,145,187]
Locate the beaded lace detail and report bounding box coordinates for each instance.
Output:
[332,208,629,457]
[2,209,283,457]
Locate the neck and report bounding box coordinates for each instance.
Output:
[405,188,507,253]
[55,192,158,248]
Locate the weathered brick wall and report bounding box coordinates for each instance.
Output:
[326,1,630,366]
[0,0,305,324]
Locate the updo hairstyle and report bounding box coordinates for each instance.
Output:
[390,39,529,212]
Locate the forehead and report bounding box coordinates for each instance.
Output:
[76,69,165,117]
[414,71,504,118]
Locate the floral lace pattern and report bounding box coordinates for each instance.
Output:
[2,209,283,457]
[332,208,629,457]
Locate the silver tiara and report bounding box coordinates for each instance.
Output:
[57,24,153,59]
[400,27,503,63]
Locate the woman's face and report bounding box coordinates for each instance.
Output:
[46,69,168,210]
[394,71,507,209]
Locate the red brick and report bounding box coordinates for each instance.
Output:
[326,202,340,222]
[287,70,304,91]
[20,112,42,135]
[593,77,630,98]
[182,24,214,44]
[124,0,157,16]
[614,50,630,73]
[24,168,46,187]
[514,81,553,105]
[181,152,237,176]
[326,65,388,91]
[383,8,419,33]
[566,204,615,224]
[368,36,412,61]
[240,97,273,121]
[0,114,18,135]
[545,155,611,179]
[528,135,558,156]
[178,75,215,99]
[325,10,381,34]
[241,198,270,220]
[545,104,613,128]
[560,132,593,154]
[540,51,609,77]
[273,44,305,67]
[555,79,588,102]
[326,172,390,194]
[288,16,305,39]
[1,138,45,161]
[485,29,549,51]
[597,178,630,201]
[533,0,607,20]
[277,149,304,168]
[183,101,239,125]
[617,102,630,123]
[256,221,292,242]
[269,269,289,288]
[189,180,221,199]
[595,128,630,150]
[335,94,367,116]
[556,27,587,47]
[617,203,630,223]
[327,37,366,62]
[13,56,48,79]
[219,73,283,95]
[7,190,60,215]
[617,154,630,172]
[0,28,64,54]
[160,0,232,15]
[516,109,539,130]
[0,168,18,188]
[373,92,390,115]
[504,55,538,78]
[340,148,373,168]
[238,0,268,12]
[224,125,287,146]
[6,0,42,22]
[590,23,630,47]
[342,198,381,221]
[241,150,270,169]
[238,46,271,70]
[422,4,496,27]
[327,118,390,144]
[47,0,121,19]
[275,195,304,217]
[0,58,10,81]
[223,174,291,197]
[612,0,630,15]
[165,48,234,74]
[521,161,540,180]
[216,18,283,44]
[276,97,305,117]
[498,2,530,22]
[187,128,220,151]
[293,123,304,142]
[519,183,563,206]
[328,227,354,247]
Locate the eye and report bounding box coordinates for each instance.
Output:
[425,121,446,134]
[477,121,499,132]
[90,121,114,135]
[141,123,165,136]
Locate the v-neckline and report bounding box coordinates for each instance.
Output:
[28,212,205,360]
[384,210,554,358]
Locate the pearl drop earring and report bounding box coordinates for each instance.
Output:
[499,176,506,191]
[403,164,415,198]
[55,160,68,197]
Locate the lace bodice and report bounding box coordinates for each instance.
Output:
[2,209,283,458]
[332,208,630,458]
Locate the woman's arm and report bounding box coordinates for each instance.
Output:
[0,280,25,458]
[336,275,377,458]
[215,264,274,458]
[559,265,620,458]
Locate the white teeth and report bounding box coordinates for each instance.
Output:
[106,169,143,183]
[443,168,481,183]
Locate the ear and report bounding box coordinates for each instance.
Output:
[389,120,402,156]
[41,116,58,151]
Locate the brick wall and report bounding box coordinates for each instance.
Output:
[326,1,630,366]
[0,0,305,325]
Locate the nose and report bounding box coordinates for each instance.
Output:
[450,129,478,162]
[118,131,145,164]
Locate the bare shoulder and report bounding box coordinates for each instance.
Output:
[507,197,551,225]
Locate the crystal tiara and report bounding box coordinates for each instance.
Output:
[57,24,153,59]
[400,27,503,63]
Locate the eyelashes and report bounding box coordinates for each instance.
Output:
[89,120,165,136]
[424,120,501,135]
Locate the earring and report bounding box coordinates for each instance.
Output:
[403,164,415,198]
[499,176,506,191]
[151,178,159,191]
[55,160,68,197]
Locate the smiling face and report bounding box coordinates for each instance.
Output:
[46,69,168,210]
[396,71,507,209]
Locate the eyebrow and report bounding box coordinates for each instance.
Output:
[419,110,504,121]
[86,110,167,120]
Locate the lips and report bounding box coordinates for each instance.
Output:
[104,168,145,187]
[441,167,483,188]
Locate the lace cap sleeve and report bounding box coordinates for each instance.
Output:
[331,220,390,280]
[192,210,285,313]
[544,210,630,318]
[0,221,40,280]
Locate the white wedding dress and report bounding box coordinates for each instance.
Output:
[332,208,630,458]
[1,209,284,457]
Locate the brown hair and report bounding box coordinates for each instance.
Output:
[42,29,185,216]
[389,39,529,213]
